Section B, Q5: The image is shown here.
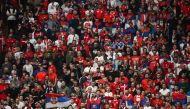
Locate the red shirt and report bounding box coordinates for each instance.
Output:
[38,14,48,24]
[83,81,91,89]
[36,72,47,84]
[111,99,120,109]
[36,50,43,59]
[48,73,57,85]
[149,61,157,72]
[161,61,171,69]
[151,99,163,106]
[136,36,143,47]
[52,46,58,52]
[94,21,101,32]
[131,56,141,64]
[43,0,49,10]
[99,31,106,39]
[76,56,84,63]
[125,12,134,20]
[60,21,68,27]
[110,10,118,17]
[83,33,90,44]
[72,97,80,107]
[24,50,34,61]
[120,5,127,12]
[66,13,75,21]
[181,5,190,15]
[142,79,149,90]
[104,14,114,27]
[34,31,43,38]
[179,78,189,84]
[6,38,16,48]
[84,45,90,56]
[48,65,57,75]
[90,97,101,105]
[95,9,104,19]
[154,78,162,85]
[122,93,133,101]
[80,8,86,19]
[172,91,179,100]
[0,83,8,100]
[110,82,120,93]
[104,36,109,43]
[177,93,187,100]
[20,38,27,47]
[118,76,128,84]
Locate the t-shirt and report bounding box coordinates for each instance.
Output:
[48,73,57,84]
[83,21,93,29]
[159,88,170,96]
[47,2,59,15]
[111,99,120,109]
[36,72,47,84]
[0,83,8,100]
[95,9,104,19]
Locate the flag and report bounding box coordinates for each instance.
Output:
[46,93,72,108]
[187,91,190,103]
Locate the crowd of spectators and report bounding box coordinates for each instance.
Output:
[0,0,190,109]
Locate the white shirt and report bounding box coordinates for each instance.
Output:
[113,52,122,60]
[57,80,64,89]
[159,88,170,96]
[35,42,46,51]
[100,66,104,72]
[67,34,79,45]
[85,10,94,16]
[174,63,182,75]
[95,56,104,64]
[55,39,63,47]
[105,51,112,60]
[29,38,37,45]
[84,66,93,73]
[23,64,33,76]
[144,106,152,109]
[48,2,59,15]
[86,86,98,93]
[28,17,35,23]
[92,62,98,72]
[109,0,117,8]
[188,63,190,71]
[14,51,23,59]
[4,105,11,109]
[61,5,70,14]
[16,101,25,109]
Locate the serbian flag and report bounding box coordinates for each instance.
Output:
[46,93,72,108]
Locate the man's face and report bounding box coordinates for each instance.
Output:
[40,67,43,71]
